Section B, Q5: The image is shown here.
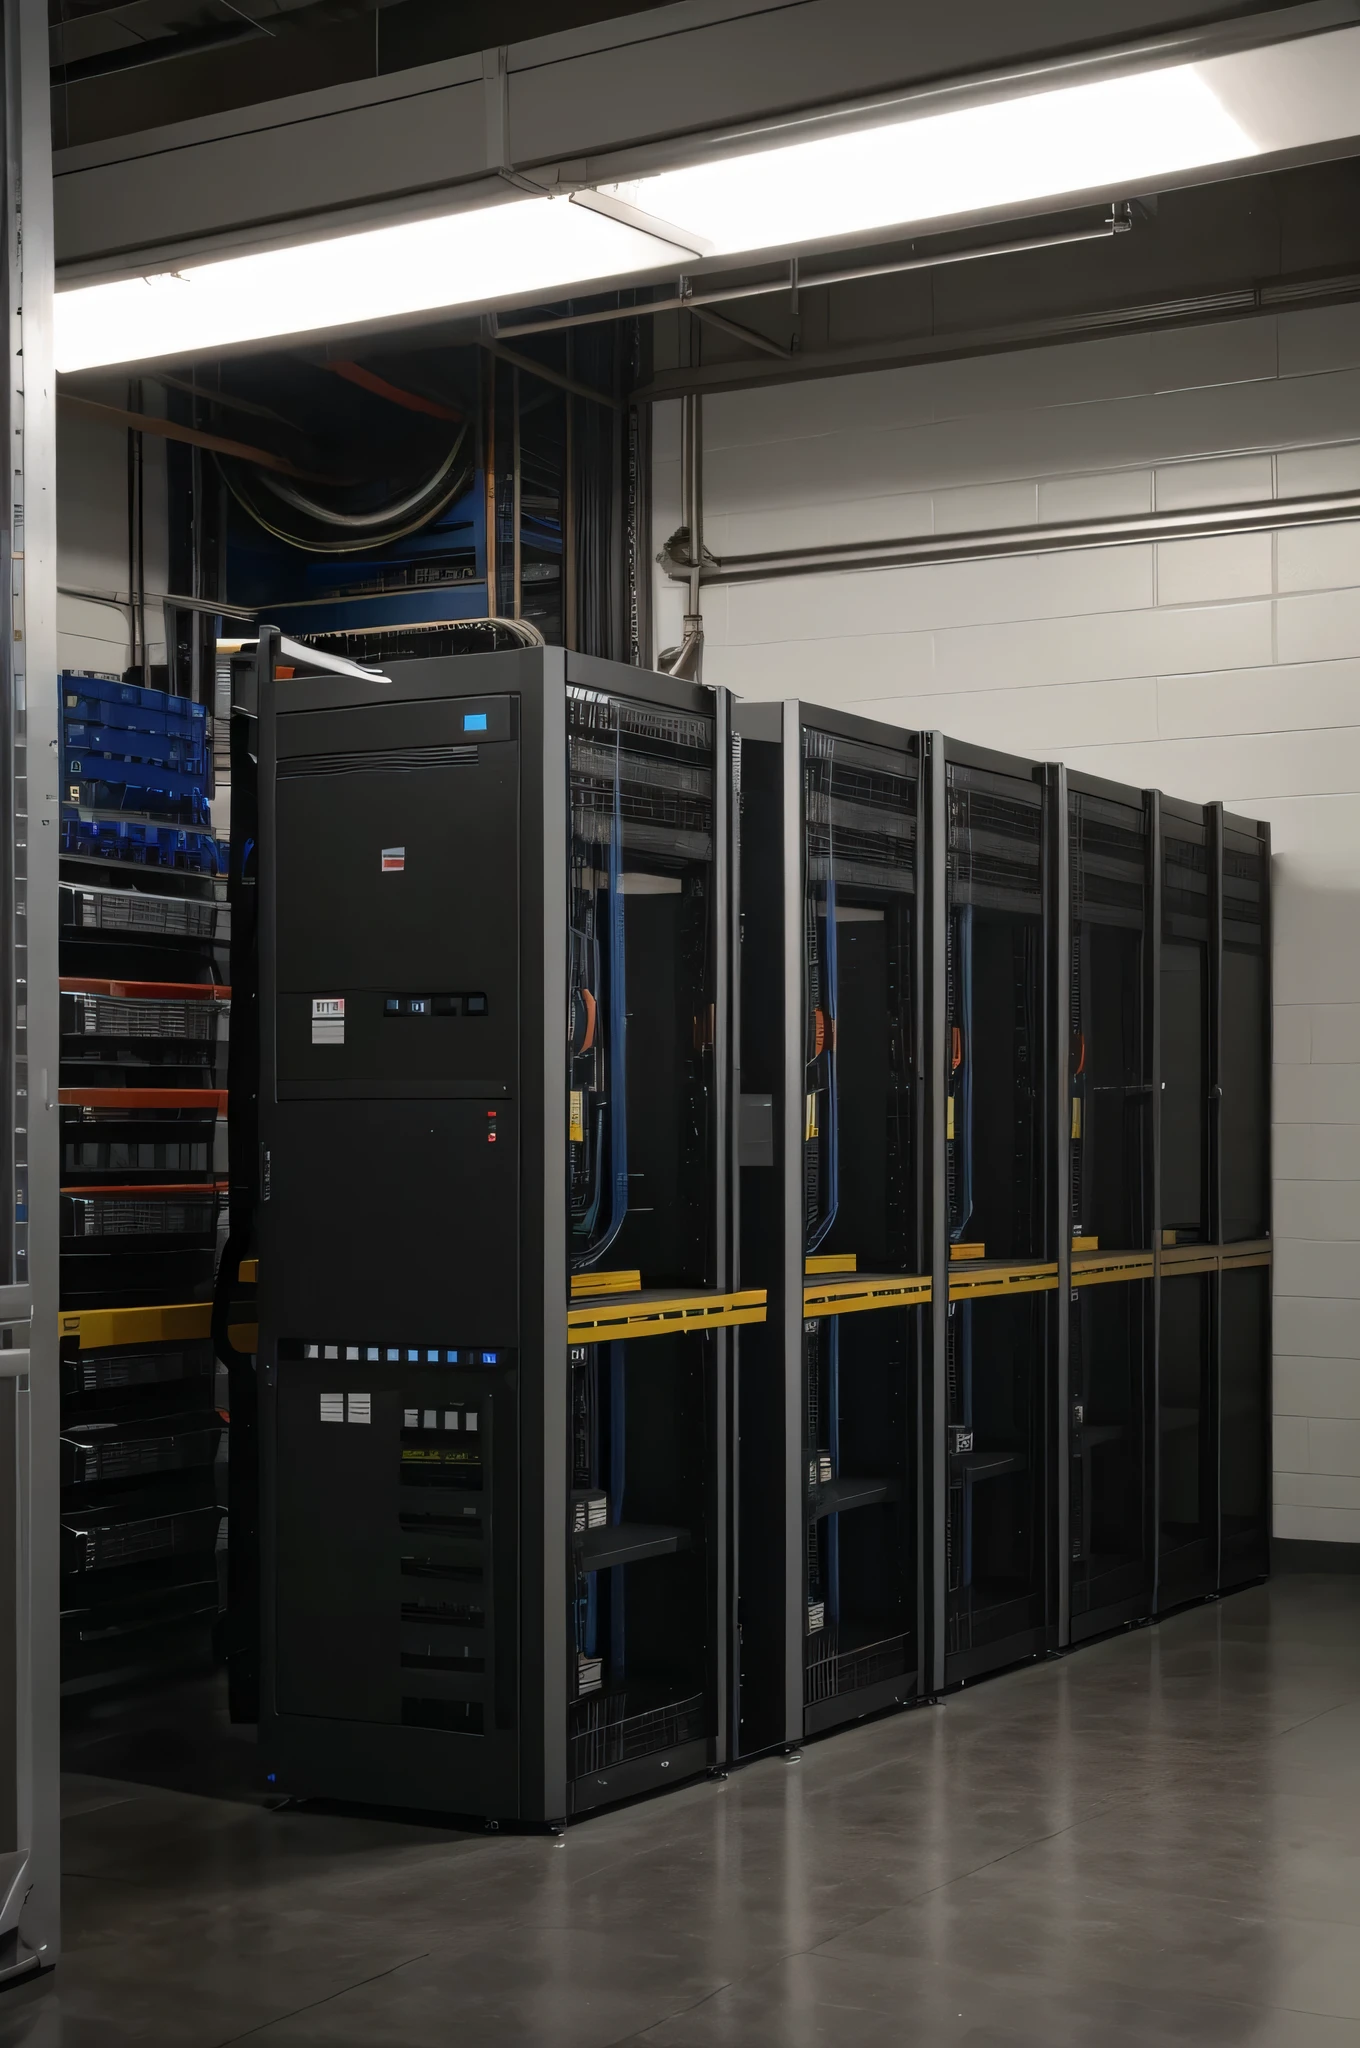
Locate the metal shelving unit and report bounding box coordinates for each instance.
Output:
[56,673,229,1691]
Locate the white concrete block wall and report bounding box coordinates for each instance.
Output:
[652,299,1360,1546]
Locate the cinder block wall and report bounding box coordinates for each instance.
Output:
[654,301,1360,1547]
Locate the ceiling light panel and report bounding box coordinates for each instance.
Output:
[52,24,1360,372]
[54,196,696,374]
[612,26,1360,260]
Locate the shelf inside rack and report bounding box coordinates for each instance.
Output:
[573,1523,692,1572]
[809,1475,899,1519]
[953,1449,1027,1483]
[1076,1422,1127,1449]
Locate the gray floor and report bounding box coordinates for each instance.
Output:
[5,1574,1360,2046]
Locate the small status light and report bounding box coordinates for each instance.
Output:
[481,1351,498,1365]
[463,712,488,732]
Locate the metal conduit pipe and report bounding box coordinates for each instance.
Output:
[659,392,706,679]
[662,485,1360,588]
[499,210,1134,349]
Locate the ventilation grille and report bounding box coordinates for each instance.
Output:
[568,1689,705,1776]
[804,1630,909,1705]
[280,745,478,778]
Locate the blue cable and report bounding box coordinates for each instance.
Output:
[952,905,975,1242]
[807,869,841,1252]
[585,726,630,1264]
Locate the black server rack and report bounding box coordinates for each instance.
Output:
[1056,769,1156,1645]
[239,636,755,1823]
[56,673,230,1688]
[733,702,924,1753]
[930,737,1056,1690]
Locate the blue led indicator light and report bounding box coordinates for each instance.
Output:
[446,1349,459,1364]
[407,1348,419,1363]
[463,712,488,732]
[481,1350,498,1365]
[426,1348,439,1363]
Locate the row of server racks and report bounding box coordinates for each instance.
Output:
[232,642,1270,1825]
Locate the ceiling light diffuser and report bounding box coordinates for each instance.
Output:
[53,195,699,374]
[609,66,1260,259]
[52,24,1360,372]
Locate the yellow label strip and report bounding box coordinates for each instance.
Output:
[1071,1251,1154,1287]
[567,1287,767,1343]
[570,1270,642,1299]
[804,1273,930,1318]
[948,1261,1059,1301]
[60,1301,213,1351]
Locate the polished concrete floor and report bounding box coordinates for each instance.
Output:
[4,1574,1360,2046]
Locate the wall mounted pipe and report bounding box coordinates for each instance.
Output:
[675,486,1360,587]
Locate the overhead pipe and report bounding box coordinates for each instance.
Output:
[499,208,1134,350]
[663,484,1360,588]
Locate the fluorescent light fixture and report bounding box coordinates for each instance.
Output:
[53,24,1360,371]
[53,195,699,373]
[610,66,1261,259]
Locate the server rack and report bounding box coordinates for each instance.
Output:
[240,636,757,1823]
[733,702,924,1753]
[931,737,1056,1690]
[1058,769,1156,1645]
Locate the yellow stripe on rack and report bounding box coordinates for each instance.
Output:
[59,1301,213,1350]
[806,1254,856,1275]
[948,1261,1059,1301]
[1221,1240,1272,1271]
[570,1270,642,1299]
[567,1288,767,1343]
[1160,1243,1219,1276]
[804,1273,930,1317]
[238,1257,258,1285]
[1071,1250,1153,1287]
[58,1300,258,1352]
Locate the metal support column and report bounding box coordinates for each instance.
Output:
[1207,801,1226,1589]
[926,735,948,1696]
[1147,790,1164,1615]
[1051,765,1072,1647]
[779,702,803,1743]
[1,0,59,1977]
